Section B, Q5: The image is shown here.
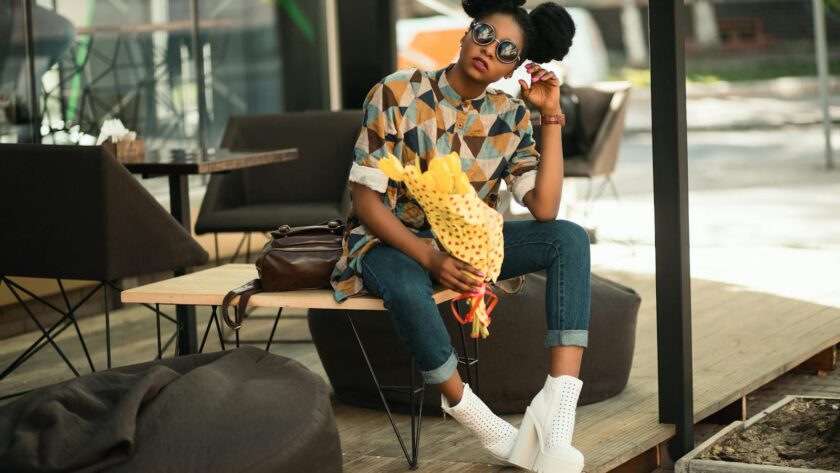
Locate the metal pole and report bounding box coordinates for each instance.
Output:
[648,0,695,461]
[813,0,834,169]
[169,174,199,354]
[325,0,343,111]
[22,0,41,143]
[189,0,208,157]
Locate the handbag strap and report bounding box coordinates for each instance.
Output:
[221,279,263,330]
[273,219,343,238]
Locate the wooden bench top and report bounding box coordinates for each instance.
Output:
[121,264,458,311]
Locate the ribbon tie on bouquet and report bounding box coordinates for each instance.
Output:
[450,281,499,339]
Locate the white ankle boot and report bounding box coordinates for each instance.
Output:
[441,383,518,462]
[508,374,585,473]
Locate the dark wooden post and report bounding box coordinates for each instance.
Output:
[649,0,695,460]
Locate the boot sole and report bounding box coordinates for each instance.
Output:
[507,407,585,473]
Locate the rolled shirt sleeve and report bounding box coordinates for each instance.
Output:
[348,81,404,193]
[504,102,540,205]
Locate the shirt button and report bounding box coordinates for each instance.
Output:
[456,123,463,128]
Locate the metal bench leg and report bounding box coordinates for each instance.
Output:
[105,282,177,361]
[197,305,227,354]
[345,311,424,469]
[265,308,283,351]
[199,305,215,353]
[156,304,163,359]
[152,303,177,359]
[104,282,111,369]
[234,307,240,348]
[409,358,425,467]
[219,308,312,345]
[213,306,227,351]
[455,299,481,395]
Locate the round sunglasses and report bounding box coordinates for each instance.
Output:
[469,21,522,65]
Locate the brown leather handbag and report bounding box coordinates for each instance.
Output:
[221,219,344,329]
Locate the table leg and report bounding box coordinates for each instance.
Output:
[169,174,198,355]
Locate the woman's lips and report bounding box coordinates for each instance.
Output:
[472,57,488,72]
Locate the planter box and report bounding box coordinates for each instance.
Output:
[676,395,840,473]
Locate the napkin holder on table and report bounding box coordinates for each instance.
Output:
[102,139,145,163]
[97,118,145,163]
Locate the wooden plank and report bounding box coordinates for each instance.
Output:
[693,331,840,422]
[685,269,840,423]
[120,264,458,310]
[692,306,840,422]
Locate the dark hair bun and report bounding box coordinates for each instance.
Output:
[462,0,525,19]
[527,2,576,63]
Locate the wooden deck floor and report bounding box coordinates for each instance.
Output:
[1,264,839,472]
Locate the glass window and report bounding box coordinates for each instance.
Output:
[0,1,39,143]
[1,0,332,149]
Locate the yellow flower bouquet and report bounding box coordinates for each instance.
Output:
[378,152,504,338]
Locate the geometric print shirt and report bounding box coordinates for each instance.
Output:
[330,62,540,302]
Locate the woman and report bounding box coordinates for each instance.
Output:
[331,1,589,471]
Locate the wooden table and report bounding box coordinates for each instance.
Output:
[121,263,458,468]
[123,148,298,176]
[122,148,298,355]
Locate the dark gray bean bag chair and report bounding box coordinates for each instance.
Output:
[0,346,342,473]
[309,272,640,415]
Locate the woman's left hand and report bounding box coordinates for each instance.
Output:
[518,62,560,113]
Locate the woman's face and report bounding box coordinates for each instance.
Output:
[458,13,524,83]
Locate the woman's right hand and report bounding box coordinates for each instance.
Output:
[424,249,484,294]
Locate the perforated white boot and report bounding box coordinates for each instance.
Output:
[441,383,518,462]
[508,374,585,473]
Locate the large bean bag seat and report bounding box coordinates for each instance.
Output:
[309,272,640,415]
[0,346,342,473]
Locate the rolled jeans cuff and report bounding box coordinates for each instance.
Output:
[422,348,459,384]
[545,330,588,348]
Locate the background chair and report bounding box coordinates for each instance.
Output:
[195,109,363,263]
[538,83,632,184]
[506,82,632,242]
[0,144,208,389]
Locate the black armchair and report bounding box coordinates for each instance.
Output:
[533,82,631,184]
[503,83,632,238]
[195,109,364,263]
[0,144,208,384]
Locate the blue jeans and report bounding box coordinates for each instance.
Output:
[360,219,591,384]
